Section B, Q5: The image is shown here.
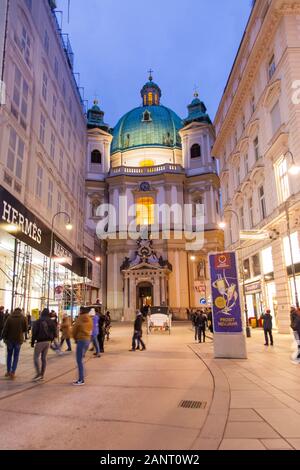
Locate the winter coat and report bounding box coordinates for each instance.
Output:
[134,314,144,332]
[196,314,207,329]
[2,310,27,344]
[261,313,273,331]
[0,310,7,334]
[290,311,300,333]
[31,313,57,345]
[72,313,93,341]
[60,317,71,339]
[92,315,99,337]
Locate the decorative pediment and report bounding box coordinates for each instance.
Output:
[121,239,172,272]
[263,79,281,108]
[248,119,260,137]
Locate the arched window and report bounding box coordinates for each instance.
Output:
[191,144,201,159]
[91,149,102,164]
[136,197,154,226]
[142,110,152,122]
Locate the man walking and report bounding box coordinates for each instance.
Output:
[72,306,93,386]
[261,309,274,346]
[2,308,27,379]
[91,310,101,357]
[31,308,57,382]
[290,307,300,361]
[130,310,146,351]
[97,309,106,353]
[196,310,208,343]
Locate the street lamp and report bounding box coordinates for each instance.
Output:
[218,208,251,338]
[285,204,299,309]
[47,211,73,309]
[285,150,300,176]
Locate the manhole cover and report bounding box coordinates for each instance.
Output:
[179,400,207,409]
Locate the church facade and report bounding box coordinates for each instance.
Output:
[85,75,224,320]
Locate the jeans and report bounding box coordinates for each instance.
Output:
[91,335,100,355]
[60,337,72,351]
[6,341,21,373]
[34,341,50,377]
[198,327,206,343]
[132,331,145,350]
[264,329,273,345]
[76,340,90,382]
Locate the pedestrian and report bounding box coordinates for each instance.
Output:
[50,311,62,354]
[191,311,198,340]
[105,311,111,341]
[72,306,93,386]
[91,310,101,357]
[261,309,274,346]
[207,308,214,334]
[129,310,146,352]
[1,308,27,379]
[25,313,32,340]
[31,308,57,382]
[0,305,7,340]
[97,308,106,353]
[60,314,72,352]
[290,306,300,361]
[196,310,208,343]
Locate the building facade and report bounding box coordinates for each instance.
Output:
[85,76,224,320]
[0,0,88,315]
[213,0,300,333]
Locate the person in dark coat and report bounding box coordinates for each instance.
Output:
[195,310,208,343]
[191,311,198,340]
[207,308,214,334]
[261,309,274,346]
[130,311,146,351]
[290,307,300,361]
[0,306,7,339]
[2,308,27,379]
[31,308,57,381]
[97,308,106,353]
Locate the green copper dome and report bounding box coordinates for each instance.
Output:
[111,105,183,154]
[111,75,183,154]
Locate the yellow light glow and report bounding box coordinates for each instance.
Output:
[3,224,19,233]
[136,197,154,226]
[66,223,73,231]
[140,160,154,168]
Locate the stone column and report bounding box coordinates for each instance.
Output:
[272,238,291,334]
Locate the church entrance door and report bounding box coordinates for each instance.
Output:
[137,282,153,311]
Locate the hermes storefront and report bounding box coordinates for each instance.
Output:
[0,186,91,318]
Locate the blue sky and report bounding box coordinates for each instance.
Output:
[58,0,252,126]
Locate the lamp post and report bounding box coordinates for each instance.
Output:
[219,208,251,338]
[47,212,73,309]
[284,151,300,308]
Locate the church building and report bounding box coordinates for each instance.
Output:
[85,74,224,320]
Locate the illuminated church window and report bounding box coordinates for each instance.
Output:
[140,160,154,167]
[136,197,154,226]
[148,92,153,106]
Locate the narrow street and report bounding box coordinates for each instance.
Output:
[0,324,300,450]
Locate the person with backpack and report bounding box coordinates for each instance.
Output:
[31,308,57,382]
[261,309,274,346]
[195,310,208,343]
[2,308,27,379]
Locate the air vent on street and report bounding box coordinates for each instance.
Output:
[179,400,207,409]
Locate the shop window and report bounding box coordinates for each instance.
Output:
[91,150,102,164]
[262,247,274,275]
[191,144,201,159]
[136,197,154,226]
[252,254,261,277]
[284,232,300,266]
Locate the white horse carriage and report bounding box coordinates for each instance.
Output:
[147,307,172,335]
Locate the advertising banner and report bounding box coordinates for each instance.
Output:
[209,252,243,334]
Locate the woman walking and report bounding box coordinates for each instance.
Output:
[31,308,57,382]
[60,315,72,352]
[72,307,93,386]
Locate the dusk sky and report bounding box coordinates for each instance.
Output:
[57,0,252,126]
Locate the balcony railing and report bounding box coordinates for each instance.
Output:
[109,164,185,177]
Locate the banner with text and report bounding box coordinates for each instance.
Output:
[209,252,243,334]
